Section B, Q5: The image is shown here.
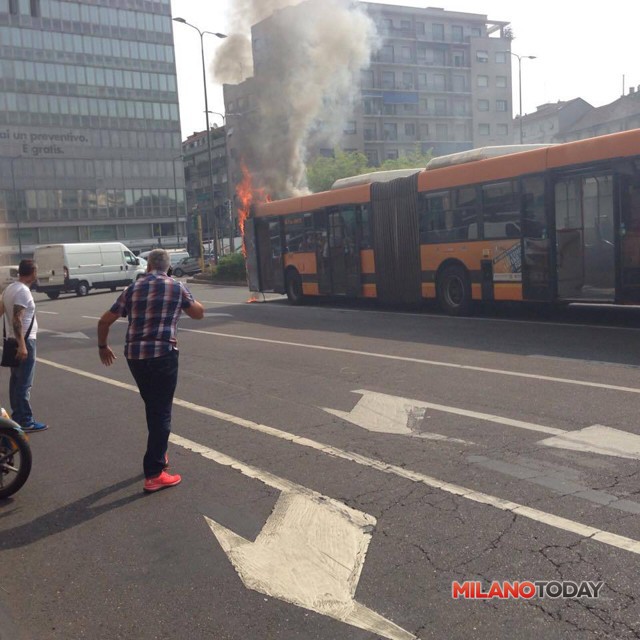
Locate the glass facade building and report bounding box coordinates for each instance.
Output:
[0,0,185,263]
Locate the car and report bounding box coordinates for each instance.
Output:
[171,256,202,278]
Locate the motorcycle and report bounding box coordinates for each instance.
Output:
[0,408,32,499]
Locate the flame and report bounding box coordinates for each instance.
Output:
[236,161,271,258]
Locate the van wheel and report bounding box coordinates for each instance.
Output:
[285,270,304,305]
[173,268,184,278]
[110,286,117,292]
[46,292,60,300]
[76,282,89,297]
[437,265,472,316]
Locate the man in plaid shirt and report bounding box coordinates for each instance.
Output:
[97,249,204,493]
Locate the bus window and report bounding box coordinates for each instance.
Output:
[283,212,314,252]
[419,191,451,243]
[453,187,478,240]
[482,181,519,239]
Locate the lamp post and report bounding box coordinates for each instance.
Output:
[508,51,537,144]
[171,154,185,246]
[173,17,226,264]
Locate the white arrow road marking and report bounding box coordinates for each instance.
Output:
[323,391,474,444]
[38,328,90,339]
[329,390,640,460]
[33,357,640,558]
[171,434,415,640]
[326,390,564,436]
[538,425,640,459]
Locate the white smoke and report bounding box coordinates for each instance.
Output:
[215,0,378,197]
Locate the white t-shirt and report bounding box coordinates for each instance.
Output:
[2,282,37,340]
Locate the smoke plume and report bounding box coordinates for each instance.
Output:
[215,0,377,197]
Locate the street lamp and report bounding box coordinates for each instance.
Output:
[173,16,227,263]
[172,154,186,246]
[507,51,537,144]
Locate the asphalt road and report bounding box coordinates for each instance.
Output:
[2,284,640,639]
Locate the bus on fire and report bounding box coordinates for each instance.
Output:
[243,129,640,315]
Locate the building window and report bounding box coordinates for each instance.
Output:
[402,72,414,89]
[400,20,411,31]
[453,75,465,92]
[496,75,508,88]
[452,26,463,42]
[361,70,374,88]
[401,46,412,61]
[495,51,507,64]
[497,124,509,136]
[8,0,18,13]
[433,74,446,90]
[476,50,489,63]
[383,123,398,141]
[436,124,448,140]
[380,45,394,63]
[416,22,425,35]
[344,121,357,134]
[382,71,395,89]
[30,0,39,16]
[386,150,399,160]
[452,51,465,67]
[478,99,490,112]
[364,125,376,141]
[365,149,379,166]
[435,98,447,115]
[432,23,444,41]
[471,27,482,37]
[420,124,429,139]
[496,100,508,112]
[477,75,489,87]
[479,123,490,136]
[405,123,416,137]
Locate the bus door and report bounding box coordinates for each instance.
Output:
[554,174,615,300]
[255,218,284,293]
[314,210,331,294]
[521,176,552,300]
[327,207,361,296]
[619,167,640,301]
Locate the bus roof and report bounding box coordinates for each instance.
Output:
[417,129,640,192]
[253,183,371,218]
[331,168,423,190]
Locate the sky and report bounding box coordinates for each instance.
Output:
[170,0,640,140]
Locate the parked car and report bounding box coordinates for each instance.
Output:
[172,256,202,278]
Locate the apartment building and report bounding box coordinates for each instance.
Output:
[355,3,513,165]
[0,0,185,263]
[225,2,513,182]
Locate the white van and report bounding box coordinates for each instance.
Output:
[0,265,18,292]
[34,242,145,299]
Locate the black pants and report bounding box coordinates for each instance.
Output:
[127,350,179,478]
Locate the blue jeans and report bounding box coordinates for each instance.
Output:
[127,350,179,478]
[9,338,36,427]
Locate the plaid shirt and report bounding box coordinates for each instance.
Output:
[110,271,195,360]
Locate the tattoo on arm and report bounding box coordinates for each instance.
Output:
[12,305,25,340]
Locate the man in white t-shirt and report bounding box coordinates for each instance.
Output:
[0,260,47,432]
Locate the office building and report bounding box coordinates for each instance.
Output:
[0,0,185,263]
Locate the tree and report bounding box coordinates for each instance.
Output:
[306,150,369,193]
[378,147,434,171]
[305,147,435,193]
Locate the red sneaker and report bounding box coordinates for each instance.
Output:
[143,471,181,493]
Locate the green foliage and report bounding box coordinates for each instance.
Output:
[306,150,369,193]
[306,147,434,193]
[213,252,246,282]
[378,148,434,171]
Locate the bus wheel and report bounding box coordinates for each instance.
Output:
[437,265,472,316]
[285,270,304,305]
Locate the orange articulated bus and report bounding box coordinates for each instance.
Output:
[245,129,640,314]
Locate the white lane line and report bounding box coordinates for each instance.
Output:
[34,356,640,557]
[77,317,640,394]
[38,310,59,315]
[178,327,640,395]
